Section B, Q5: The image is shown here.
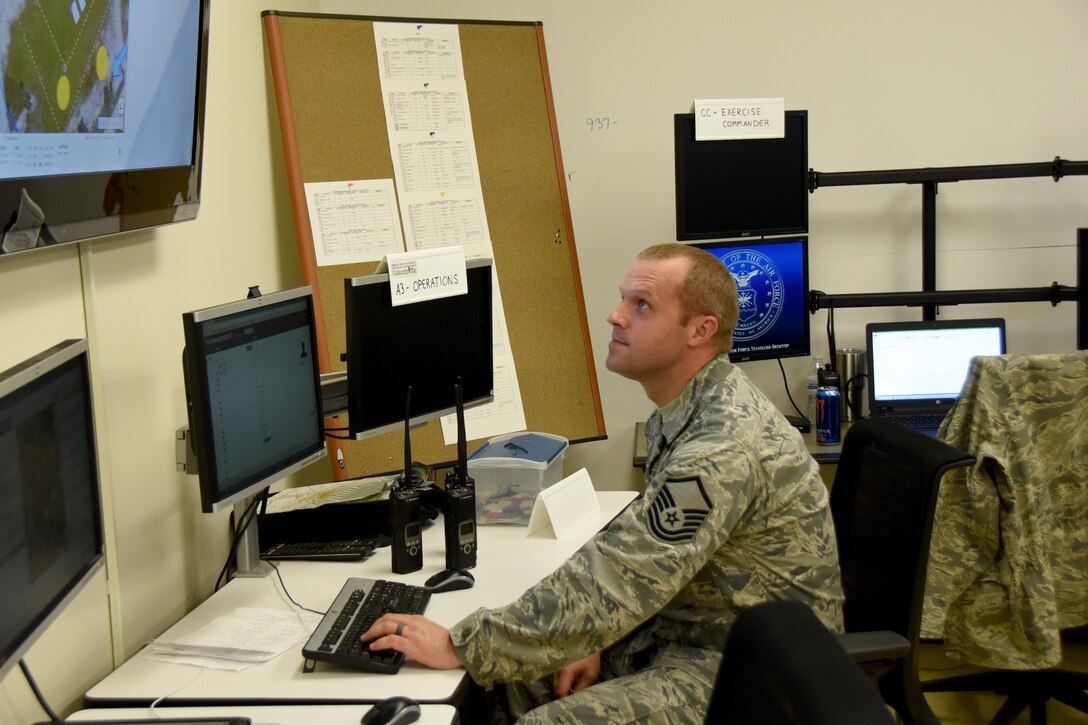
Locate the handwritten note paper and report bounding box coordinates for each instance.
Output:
[384,245,468,307]
[694,97,785,141]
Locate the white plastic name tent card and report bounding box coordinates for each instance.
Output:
[527,467,600,539]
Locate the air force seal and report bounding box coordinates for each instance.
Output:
[647,476,713,544]
[721,248,783,342]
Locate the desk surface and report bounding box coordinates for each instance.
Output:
[801,425,846,463]
[85,491,637,708]
[69,704,457,725]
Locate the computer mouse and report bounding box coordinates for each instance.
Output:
[424,567,475,593]
[361,695,421,725]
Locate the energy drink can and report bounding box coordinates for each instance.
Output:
[815,385,841,445]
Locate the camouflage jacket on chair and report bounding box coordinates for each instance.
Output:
[923,350,1088,668]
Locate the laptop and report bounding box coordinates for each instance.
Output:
[865,318,1006,436]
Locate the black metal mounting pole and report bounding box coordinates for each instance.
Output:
[806,159,1087,334]
[1078,229,1087,351]
[922,182,938,321]
[808,285,1077,311]
[809,159,1088,189]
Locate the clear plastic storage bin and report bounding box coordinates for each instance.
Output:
[468,432,568,524]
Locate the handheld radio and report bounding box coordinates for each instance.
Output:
[390,386,424,574]
[443,380,477,570]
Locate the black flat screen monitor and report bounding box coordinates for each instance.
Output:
[182,287,326,514]
[345,257,494,440]
[675,110,808,241]
[0,339,105,679]
[693,236,811,363]
[0,0,210,256]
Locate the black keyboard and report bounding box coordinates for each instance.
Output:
[894,413,946,430]
[260,539,376,561]
[302,577,430,674]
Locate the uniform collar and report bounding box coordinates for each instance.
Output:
[653,353,733,446]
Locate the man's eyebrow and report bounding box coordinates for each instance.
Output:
[621,280,656,299]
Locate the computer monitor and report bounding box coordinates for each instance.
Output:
[693,236,811,363]
[181,287,327,515]
[674,110,809,241]
[866,318,1007,413]
[0,0,211,257]
[344,257,494,441]
[0,339,105,679]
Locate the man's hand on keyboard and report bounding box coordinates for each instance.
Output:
[363,614,463,670]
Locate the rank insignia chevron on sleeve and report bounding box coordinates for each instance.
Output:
[647,476,712,543]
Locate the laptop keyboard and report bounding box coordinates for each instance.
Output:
[302,577,429,674]
[893,413,946,431]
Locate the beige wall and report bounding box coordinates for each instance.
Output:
[1,1,1086,720]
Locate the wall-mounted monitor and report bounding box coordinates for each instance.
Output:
[693,236,811,363]
[344,258,494,442]
[0,0,210,257]
[181,287,327,514]
[675,110,808,241]
[0,339,105,679]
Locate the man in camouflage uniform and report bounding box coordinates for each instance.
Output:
[364,243,844,723]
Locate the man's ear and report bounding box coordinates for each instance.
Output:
[688,314,720,348]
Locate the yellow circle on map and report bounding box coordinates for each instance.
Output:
[96,46,109,80]
[57,76,70,111]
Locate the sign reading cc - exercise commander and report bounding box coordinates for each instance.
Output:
[693,97,785,141]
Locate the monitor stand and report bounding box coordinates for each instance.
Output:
[232,494,274,578]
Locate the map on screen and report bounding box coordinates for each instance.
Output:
[0,0,198,179]
[2,0,128,135]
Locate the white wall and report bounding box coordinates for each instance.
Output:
[1,1,1085,720]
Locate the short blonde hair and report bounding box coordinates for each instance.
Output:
[638,243,739,352]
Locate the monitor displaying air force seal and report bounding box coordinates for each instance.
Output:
[694,236,810,363]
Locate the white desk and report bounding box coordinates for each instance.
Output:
[85,491,637,708]
[69,704,457,724]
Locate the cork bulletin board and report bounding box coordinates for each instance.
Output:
[262,11,605,478]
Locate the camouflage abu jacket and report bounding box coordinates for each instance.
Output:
[923,350,1088,668]
[451,354,844,686]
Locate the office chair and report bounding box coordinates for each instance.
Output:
[829,417,974,725]
[921,351,1088,724]
[707,599,895,724]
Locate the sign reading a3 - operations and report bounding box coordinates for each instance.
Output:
[694,98,785,141]
[384,245,468,306]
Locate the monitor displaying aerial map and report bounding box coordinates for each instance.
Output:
[0,0,202,180]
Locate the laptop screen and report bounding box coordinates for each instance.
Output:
[866,318,1006,411]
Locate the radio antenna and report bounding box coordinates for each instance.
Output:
[400,385,413,489]
[455,379,468,480]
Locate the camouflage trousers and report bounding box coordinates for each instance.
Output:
[504,642,720,725]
